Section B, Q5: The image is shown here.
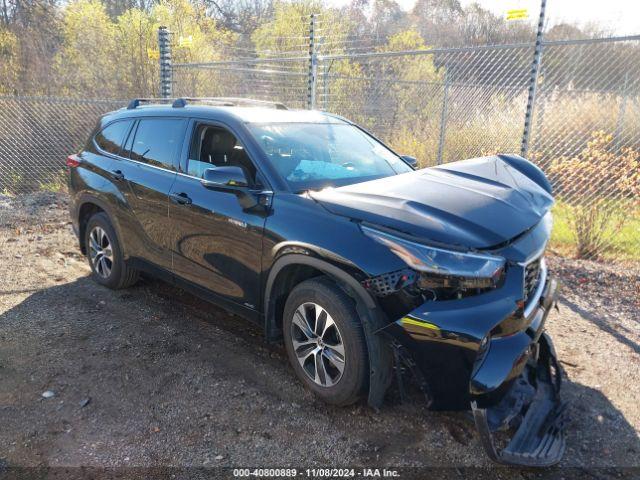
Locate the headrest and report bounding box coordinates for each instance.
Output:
[210,130,236,153]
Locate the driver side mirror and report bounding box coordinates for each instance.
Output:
[201,166,249,190]
[400,155,418,169]
[201,166,265,212]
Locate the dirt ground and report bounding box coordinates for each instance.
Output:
[0,192,638,478]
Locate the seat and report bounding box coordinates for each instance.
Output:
[198,127,257,185]
[209,130,237,166]
[199,128,215,164]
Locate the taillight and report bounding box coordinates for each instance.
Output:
[66,154,80,167]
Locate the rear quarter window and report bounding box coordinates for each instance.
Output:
[94,120,133,156]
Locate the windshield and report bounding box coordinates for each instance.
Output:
[247,122,412,192]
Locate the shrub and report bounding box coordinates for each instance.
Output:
[548,131,640,258]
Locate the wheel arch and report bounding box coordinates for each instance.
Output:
[263,254,391,408]
[75,193,123,256]
[264,254,375,338]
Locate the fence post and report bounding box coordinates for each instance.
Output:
[520,0,547,157]
[437,68,450,165]
[307,14,317,110]
[158,26,172,99]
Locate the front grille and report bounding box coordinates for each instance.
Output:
[524,257,543,305]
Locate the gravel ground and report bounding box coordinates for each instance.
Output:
[0,192,638,478]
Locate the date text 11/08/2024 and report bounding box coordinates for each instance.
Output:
[232,468,401,477]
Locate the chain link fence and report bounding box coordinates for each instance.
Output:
[170,20,639,259]
[0,96,124,193]
[314,43,534,165]
[0,16,638,259]
[528,37,640,258]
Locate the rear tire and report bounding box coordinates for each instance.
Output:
[283,276,368,406]
[84,212,139,289]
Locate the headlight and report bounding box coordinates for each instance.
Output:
[362,226,505,290]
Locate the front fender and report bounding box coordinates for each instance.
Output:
[264,253,392,408]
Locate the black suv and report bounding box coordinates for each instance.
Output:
[68,97,566,466]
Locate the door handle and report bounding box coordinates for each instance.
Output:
[110,169,125,181]
[169,192,192,205]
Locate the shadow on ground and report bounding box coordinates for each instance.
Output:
[0,275,638,477]
[561,297,640,355]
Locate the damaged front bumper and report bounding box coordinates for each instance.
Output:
[379,259,568,466]
[471,272,568,466]
[472,332,568,466]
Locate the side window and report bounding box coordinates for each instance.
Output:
[94,120,132,156]
[187,124,259,186]
[128,118,186,170]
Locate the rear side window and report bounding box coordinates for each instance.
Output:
[94,120,132,155]
[128,118,186,171]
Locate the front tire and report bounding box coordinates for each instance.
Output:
[283,277,368,406]
[85,212,139,289]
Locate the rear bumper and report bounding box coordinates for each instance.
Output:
[69,196,80,239]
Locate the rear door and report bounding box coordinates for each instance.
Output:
[87,118,134,188]
[115,117,187,270]
[168,119,268,312]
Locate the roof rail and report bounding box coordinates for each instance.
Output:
[171,97,288,110]
[126,98,173,109]
[126,97,288,110]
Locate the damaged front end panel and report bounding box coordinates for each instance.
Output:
[363,220,568,466]
[334,155,568,466]
[472,333,568,466]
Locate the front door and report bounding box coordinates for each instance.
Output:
[168,121,268,311]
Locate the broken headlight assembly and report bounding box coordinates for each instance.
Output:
[362,225,506,299]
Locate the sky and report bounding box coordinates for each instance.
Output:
[326,0,640,36]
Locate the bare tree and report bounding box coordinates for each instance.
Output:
[202,0,273,35]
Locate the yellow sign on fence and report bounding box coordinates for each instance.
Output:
[505,8,529,21]
[179,35,193,48]
[147,48,159,60]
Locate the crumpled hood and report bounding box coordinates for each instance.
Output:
[309,155,554,249]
